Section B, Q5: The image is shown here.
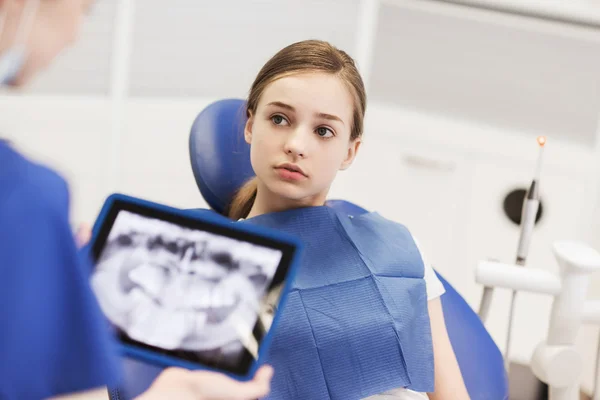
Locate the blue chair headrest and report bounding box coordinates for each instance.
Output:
[189,98,255,215]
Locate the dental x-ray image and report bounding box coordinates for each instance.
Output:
[91,210,284,371]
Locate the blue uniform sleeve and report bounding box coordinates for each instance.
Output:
[0,172,121,399]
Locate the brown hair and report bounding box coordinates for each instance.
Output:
[227,40,367,220]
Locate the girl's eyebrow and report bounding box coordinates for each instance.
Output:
[266,101,295,111]
[316,112,344,125]
[266,101,344,125]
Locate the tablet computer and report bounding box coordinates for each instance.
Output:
[88,193,301,380]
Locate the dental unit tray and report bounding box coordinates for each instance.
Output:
[88,193,302,380]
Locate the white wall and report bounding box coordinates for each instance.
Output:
[2,0,600,395]
[0,95,212,221]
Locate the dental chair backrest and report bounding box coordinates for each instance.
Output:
[186,99,509,399]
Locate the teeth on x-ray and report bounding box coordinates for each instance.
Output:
[91,210,284,368]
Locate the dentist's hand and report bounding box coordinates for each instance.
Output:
[135,365,274,400]
[75,223,92,248]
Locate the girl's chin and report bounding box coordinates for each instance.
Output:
[264,182,321,204]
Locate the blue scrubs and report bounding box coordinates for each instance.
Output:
[0,140,121,399]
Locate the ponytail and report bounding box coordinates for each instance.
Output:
[227,177,258,220]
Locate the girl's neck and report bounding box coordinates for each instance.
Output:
[246,181,327,219]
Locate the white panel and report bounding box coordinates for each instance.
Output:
[129,0,361,98]
[370,3,600,147]
[118,99,213,209]
[24,0,117,95]
[0,97,113,225]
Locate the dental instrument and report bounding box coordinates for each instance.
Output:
[478,136,546,373]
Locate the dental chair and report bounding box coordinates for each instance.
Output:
[113,99,508,400]
[187,98,509,399]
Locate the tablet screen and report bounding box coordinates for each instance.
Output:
[90,200,294,376]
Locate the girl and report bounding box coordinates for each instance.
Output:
[228,40,470,400]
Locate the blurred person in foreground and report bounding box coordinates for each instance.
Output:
[0,0,273,399]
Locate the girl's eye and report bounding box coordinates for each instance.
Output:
[316,127,334,138]
[271,115,289,126]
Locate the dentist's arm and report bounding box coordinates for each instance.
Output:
[49,365,274,400]
[136,365,273,400]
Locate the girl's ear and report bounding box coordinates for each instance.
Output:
[244,112,254,144]
[340,139,361,170]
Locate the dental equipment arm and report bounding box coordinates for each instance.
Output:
[479,136,546,373]
[475,241,600,400]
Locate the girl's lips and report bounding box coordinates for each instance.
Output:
[275,167,307,181]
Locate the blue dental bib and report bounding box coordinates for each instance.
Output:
[240,206,434,400]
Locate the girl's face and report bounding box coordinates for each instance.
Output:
[245,72,361,209]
